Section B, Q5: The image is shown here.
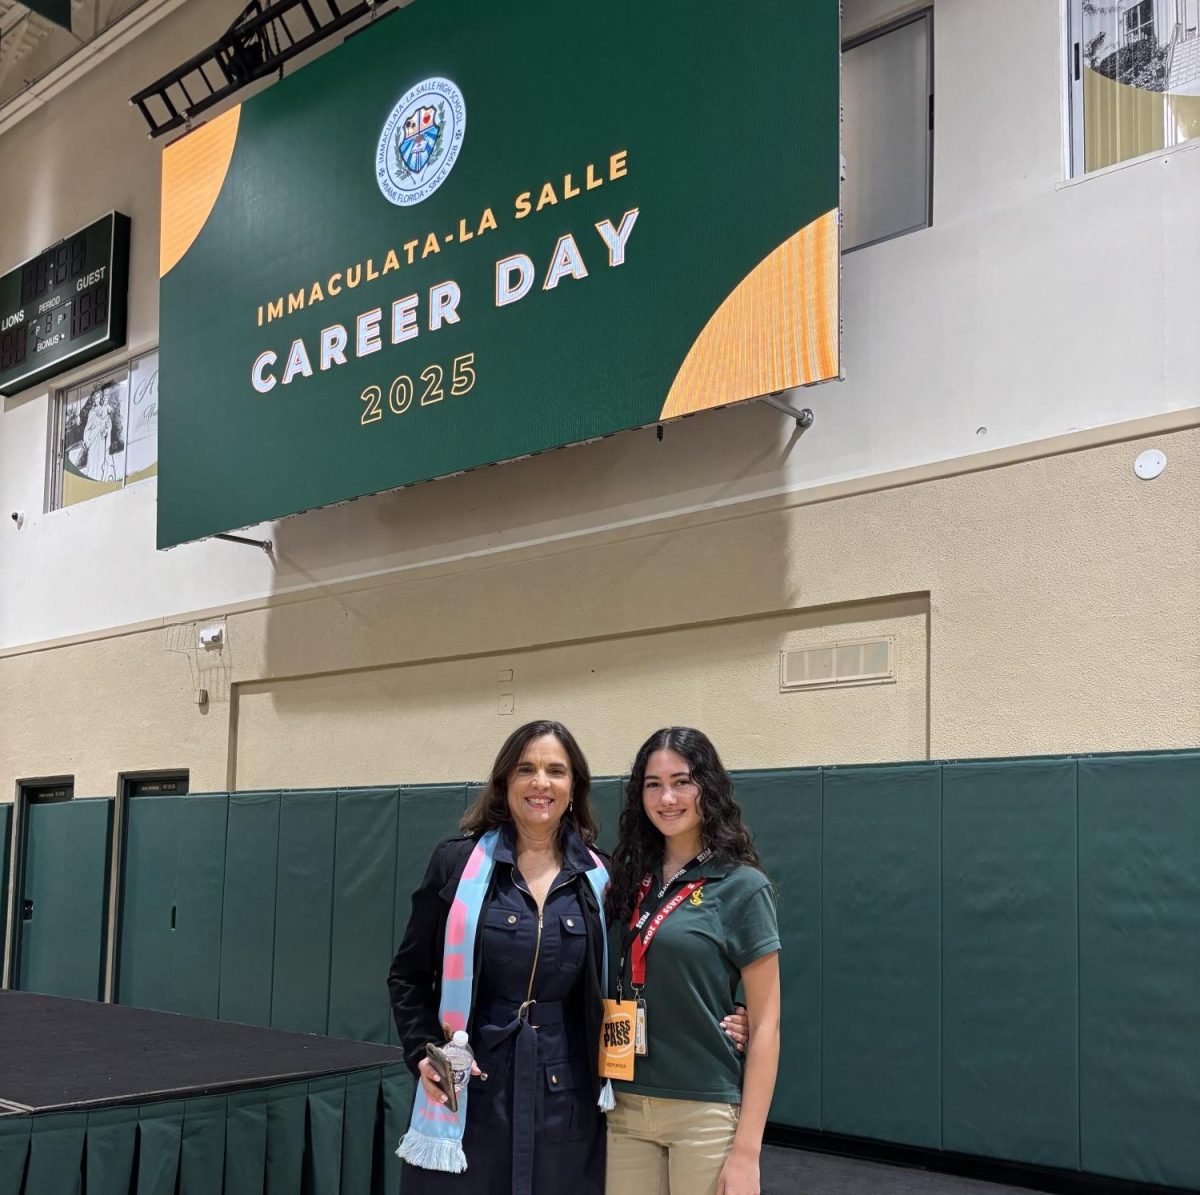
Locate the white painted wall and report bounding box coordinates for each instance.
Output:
[1,0,1197,650]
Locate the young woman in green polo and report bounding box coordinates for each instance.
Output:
[603,728,781,1195]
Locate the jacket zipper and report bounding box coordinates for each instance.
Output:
[513,872,574,1008]
[525,913,544,1007]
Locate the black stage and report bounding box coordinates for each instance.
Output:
[0,990,406,1114]
[0,991,411,1195]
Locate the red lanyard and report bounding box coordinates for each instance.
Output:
[628,878,706,988]
[623,849,711,990]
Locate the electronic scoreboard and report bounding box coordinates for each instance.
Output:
[0,212,130,397]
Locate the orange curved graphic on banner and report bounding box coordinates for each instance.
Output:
[660,208,839,420]
[160,105,242,278]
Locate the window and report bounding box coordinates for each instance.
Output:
[122,773,189,798]
[1069,0,1200,175]
[48,348,158,510]
[842,9,933,252]
[1124,1,1155,46]
[20,779,74,803]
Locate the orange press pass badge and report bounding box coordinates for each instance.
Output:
[599,999,637,1081]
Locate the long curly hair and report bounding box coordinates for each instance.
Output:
[605,727,763,924]
[460,719,598,846]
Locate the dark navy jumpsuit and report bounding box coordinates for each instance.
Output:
[399,826,606,1195]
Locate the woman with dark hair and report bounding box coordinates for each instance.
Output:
[604,728,781,1195]
[388,719,610,1195]
[388,720,750,1195]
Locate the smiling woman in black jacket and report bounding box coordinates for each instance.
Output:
[388,720,610,1195]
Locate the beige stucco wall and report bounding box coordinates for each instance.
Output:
[3,425,1195,798]
[233,598,930,789]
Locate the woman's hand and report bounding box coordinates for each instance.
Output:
[721,1003,750,1052]
[716,1144,760,1195]
[417,1056,483,1104]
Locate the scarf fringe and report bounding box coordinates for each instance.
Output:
[396,1128,469,1173]
[598,1080,615,1112]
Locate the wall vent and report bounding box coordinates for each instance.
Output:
[780,636,895,691]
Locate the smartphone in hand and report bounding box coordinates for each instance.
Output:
[425,1042,459,1112]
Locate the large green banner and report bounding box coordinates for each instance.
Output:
[158,0,840,548]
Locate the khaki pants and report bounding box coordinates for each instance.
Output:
[605,1092,740,1195]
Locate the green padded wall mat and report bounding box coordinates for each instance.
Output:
[822,765,942,1147]
[388,784,468,1049]
[1079,751,1200,1189]
[272,791,338,1034]
[92,751,1200,1189]
[17,797,111,1000]
[733,767,822,1130]
[173,794,229,1018]
[117,795,180,1012]
[219,792,281,1027]
[590,776,625,853]
[1,804,11,968]
[942,758,1079,1168]
[328,789,400,1043]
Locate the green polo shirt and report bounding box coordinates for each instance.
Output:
[608,857,780,1103]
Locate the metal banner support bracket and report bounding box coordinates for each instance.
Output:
[215,532,273,554]
[760,393,815,430]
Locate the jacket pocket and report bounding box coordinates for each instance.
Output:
[481,903,524,971]
[543,1059,594,1143]
[555,911,588,973]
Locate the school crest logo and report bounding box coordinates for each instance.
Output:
[376,77,466,207]
[690,887,704,906]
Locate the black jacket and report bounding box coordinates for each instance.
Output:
[386,830,610,1100]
